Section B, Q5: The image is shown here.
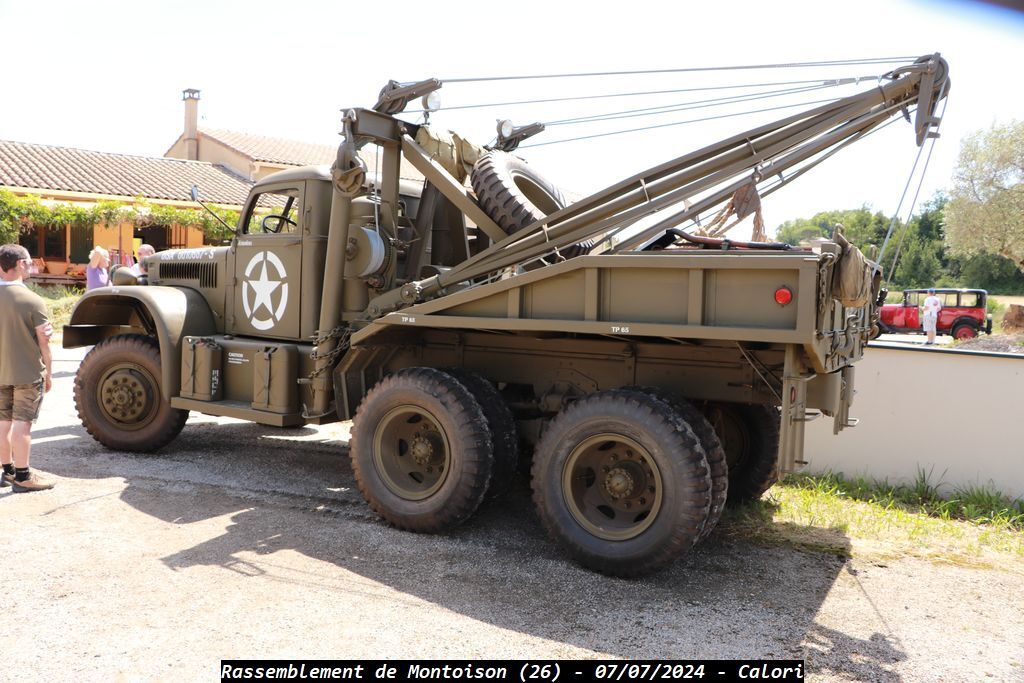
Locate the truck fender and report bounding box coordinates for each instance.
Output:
[63,286,217,399]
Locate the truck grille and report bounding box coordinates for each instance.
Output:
[156,262,218,288]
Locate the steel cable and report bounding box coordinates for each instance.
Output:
[878,80,950,278]
[520,97,842,148]
[882,93,949,281]
[543,82,840,127]
[439,57,917,83]
[436,76,875,111]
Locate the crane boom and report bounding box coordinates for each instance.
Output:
[394,54,947,302]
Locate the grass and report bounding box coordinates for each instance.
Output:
[721,469,1024,570]
[26,283,82,334]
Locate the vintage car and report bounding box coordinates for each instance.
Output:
[876,288,993,340]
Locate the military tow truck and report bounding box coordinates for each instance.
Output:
[64,55,949,576]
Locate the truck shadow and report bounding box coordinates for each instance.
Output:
[36,419,905,675]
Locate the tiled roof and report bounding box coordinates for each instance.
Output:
[199,128,426,182]
[201,128,336,166]
[0,140,254,206]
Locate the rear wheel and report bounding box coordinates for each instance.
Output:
[532,390,711,577]
[444,368,518,498]
[952,323,978,340]
[624,386,727,541]
[350,368,493,532]
[74,335,188,452]
[706,403,780,505]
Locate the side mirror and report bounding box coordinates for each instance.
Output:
[188,183,236,236]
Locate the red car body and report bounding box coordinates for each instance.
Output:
[877,288,992,340]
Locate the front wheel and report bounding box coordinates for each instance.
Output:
[74,335,188,452]
[532,390,711,577]
[349,368,494,532]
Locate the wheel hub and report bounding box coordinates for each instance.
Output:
[410,434,435,466]
[604,467,636,499]
[562,433,663,541]
[102,370,150,422]
[373,405,451,501]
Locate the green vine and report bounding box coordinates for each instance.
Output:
[0,189,240,246]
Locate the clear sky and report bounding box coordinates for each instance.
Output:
[1,0,1022,239]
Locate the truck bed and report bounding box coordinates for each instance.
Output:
[352,249,867,375]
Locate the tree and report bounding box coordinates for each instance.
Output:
[945,120,1024,272]
[774,206,892,249]
[0,189,21,245]
[893,238,941,288]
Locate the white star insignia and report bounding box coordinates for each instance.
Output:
[248,260,282,317]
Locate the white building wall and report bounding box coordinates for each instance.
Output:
[805,344,1024,500]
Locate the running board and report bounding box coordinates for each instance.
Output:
[171,397,304,427]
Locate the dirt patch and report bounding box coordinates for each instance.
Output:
[956,332,1024,354]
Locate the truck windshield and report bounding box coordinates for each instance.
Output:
[244,188,300,234]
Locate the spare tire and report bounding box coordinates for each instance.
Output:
[471,151,592,265]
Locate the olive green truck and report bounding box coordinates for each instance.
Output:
[64,55,948,576]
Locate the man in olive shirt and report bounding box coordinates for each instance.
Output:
[0,244,54,492]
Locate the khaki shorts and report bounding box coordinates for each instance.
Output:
[0,380,45,423]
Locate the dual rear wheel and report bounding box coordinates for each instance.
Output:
[351,368,780,576]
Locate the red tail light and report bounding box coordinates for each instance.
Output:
[774,286,793,306]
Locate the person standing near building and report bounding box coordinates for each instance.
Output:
[922,287,942,345]
[128,243,155,280]
[86,246,110,290]
[0,244,54,492]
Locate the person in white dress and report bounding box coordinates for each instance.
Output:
[922,288,942,345]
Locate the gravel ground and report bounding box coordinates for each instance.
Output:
[956,333,1024,354]
[1,346,1022,681]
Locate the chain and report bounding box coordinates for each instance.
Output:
[306,326,351,380]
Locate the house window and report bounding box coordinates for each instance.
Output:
[18,229,38,257]
[43,227,66,258]
[16,226,66,259]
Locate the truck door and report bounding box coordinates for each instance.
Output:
[229,183,304,340]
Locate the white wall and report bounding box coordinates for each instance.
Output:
[805,343,1024,500]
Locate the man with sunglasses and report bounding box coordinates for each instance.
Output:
[0,244,54,492]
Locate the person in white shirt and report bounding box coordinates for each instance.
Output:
[922,288,942,345]
[128,244,155,279]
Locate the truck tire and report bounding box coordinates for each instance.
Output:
[350,367,494,532]
[471,151,593,265]
[952,322,978,340]
[532,390,711,577]
[623,386,728,541]
[444,368,519,498]
[74,334,188,452]
[706,403,780,505]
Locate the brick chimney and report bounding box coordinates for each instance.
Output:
[183,89,200,160]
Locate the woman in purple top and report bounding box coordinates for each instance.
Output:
[86,246,110,290]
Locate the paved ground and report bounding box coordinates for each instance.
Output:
[1,345,1021,681]
[873,332,952,347]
